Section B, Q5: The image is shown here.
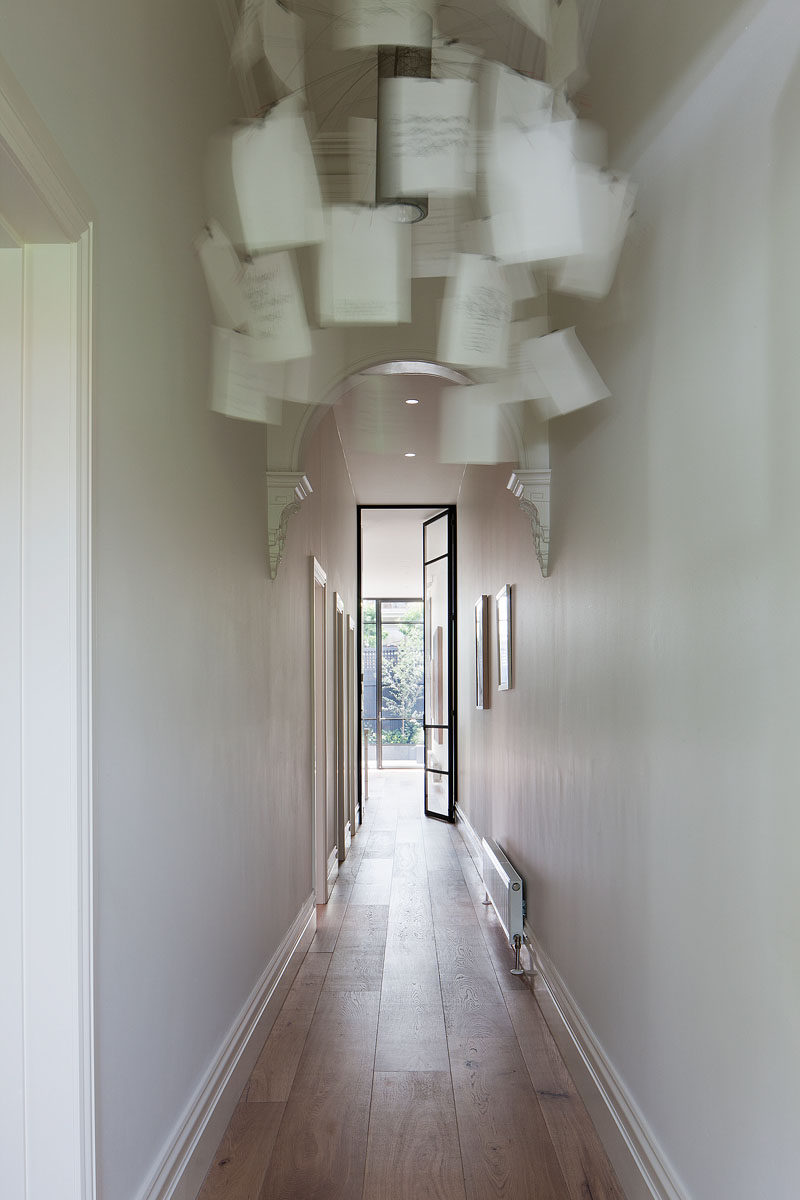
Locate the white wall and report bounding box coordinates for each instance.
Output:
[457,3,800,1197]
[0,4,356,1198]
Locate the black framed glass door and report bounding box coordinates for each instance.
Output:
[423,509,456,822]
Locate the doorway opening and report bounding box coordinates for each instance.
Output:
[357,505,457,825]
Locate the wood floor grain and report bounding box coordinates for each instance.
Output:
[362,1072,466,1200]
[375,963,450,1073]
[244,953,330,1103]
[504,991,627,1200]
[202,772,626,1200]
[449,1037,569,1200]
[197,1101,284,1200]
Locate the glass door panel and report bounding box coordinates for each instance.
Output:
[379,600,424,768]
[423,510,456,821]
[361,599,377,768]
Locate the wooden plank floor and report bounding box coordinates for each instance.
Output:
[197,770,627,1200]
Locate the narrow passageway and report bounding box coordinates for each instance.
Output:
[198,772,625,1200]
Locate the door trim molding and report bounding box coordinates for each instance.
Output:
[0,55,95,1200]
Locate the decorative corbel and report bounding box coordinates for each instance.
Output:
[507,469,551,578]
[265,471,312,579]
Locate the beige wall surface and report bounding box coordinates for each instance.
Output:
[0,4,356,1199]
[458,2,800,1197]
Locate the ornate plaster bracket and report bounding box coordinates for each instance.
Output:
[266,471,312,580]
[508,469,551,578]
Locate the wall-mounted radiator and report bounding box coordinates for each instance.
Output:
[481,837,526,974]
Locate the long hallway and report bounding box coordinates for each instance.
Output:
[198,772,625,1200]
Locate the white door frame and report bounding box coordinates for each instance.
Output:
[310,557,329,903]
[0,55,95,1200]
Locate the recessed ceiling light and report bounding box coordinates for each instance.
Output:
[404,451,416,458]
[405,397,419,405]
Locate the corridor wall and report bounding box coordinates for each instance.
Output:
[0,3,356,1198]
[457,2,800,1197]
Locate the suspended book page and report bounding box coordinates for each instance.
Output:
[333,0,433,50]
[260,0,305,97]
[494,0,551,42]
[545,0,586,90]
[194,221,250,331]
[348,117,377,205]
[438,384,514,463]
[459,216,493,256]
[242,251,312,361]
[437,253,512,369]
[205,100,323,255]
[411,195,460,278]
[378,77,476,198]
[318,205,411,326]
[505,262,539,302]
[479,61,553,131]
[470,317,550,402]
[432,36,483,81]
[210,326,284,424]
[525,327,610,416]
[552,171,637,299]
[484,120,587,265]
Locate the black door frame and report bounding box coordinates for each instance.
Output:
[422,508,458,824]
[356,504,457,826]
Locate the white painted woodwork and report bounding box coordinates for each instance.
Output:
[0,53,94,1200]
[266,472,312,579]
[347,616,358,833]
[507,469,551,578]
[311,559,330,903]
[334,594,348,862]
[0,245,26,1200]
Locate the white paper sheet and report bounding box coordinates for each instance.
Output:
[378,77,476,198]
[333,0,433,50]
[505,262,539,302]
[495,0,551,43]
[318,205,411,326]
[411,195,460,278]
[437,253,511,368]
[479,61,553,131]
[484,120,587,264]
[260,0,305,96]
[195,221,250,330]
[552,171,637,299]
[459,217,493,257]
[210,326,284,424]
[206,101,323,254]
[242,251,312,361]
[525,327,610,416]
[470,317,550,402]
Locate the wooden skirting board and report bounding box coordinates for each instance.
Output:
[137,895,316,1200]
[454,806,686,1200]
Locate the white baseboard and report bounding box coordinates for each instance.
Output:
[454,803,483,869]
[526,928,688,1200]
[452,811,686,1200]
[137,894,316,1200]
[327,846,339,894]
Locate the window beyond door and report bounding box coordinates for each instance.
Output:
[362,599,424,770]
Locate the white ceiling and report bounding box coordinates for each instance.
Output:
[333,369,470,503]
